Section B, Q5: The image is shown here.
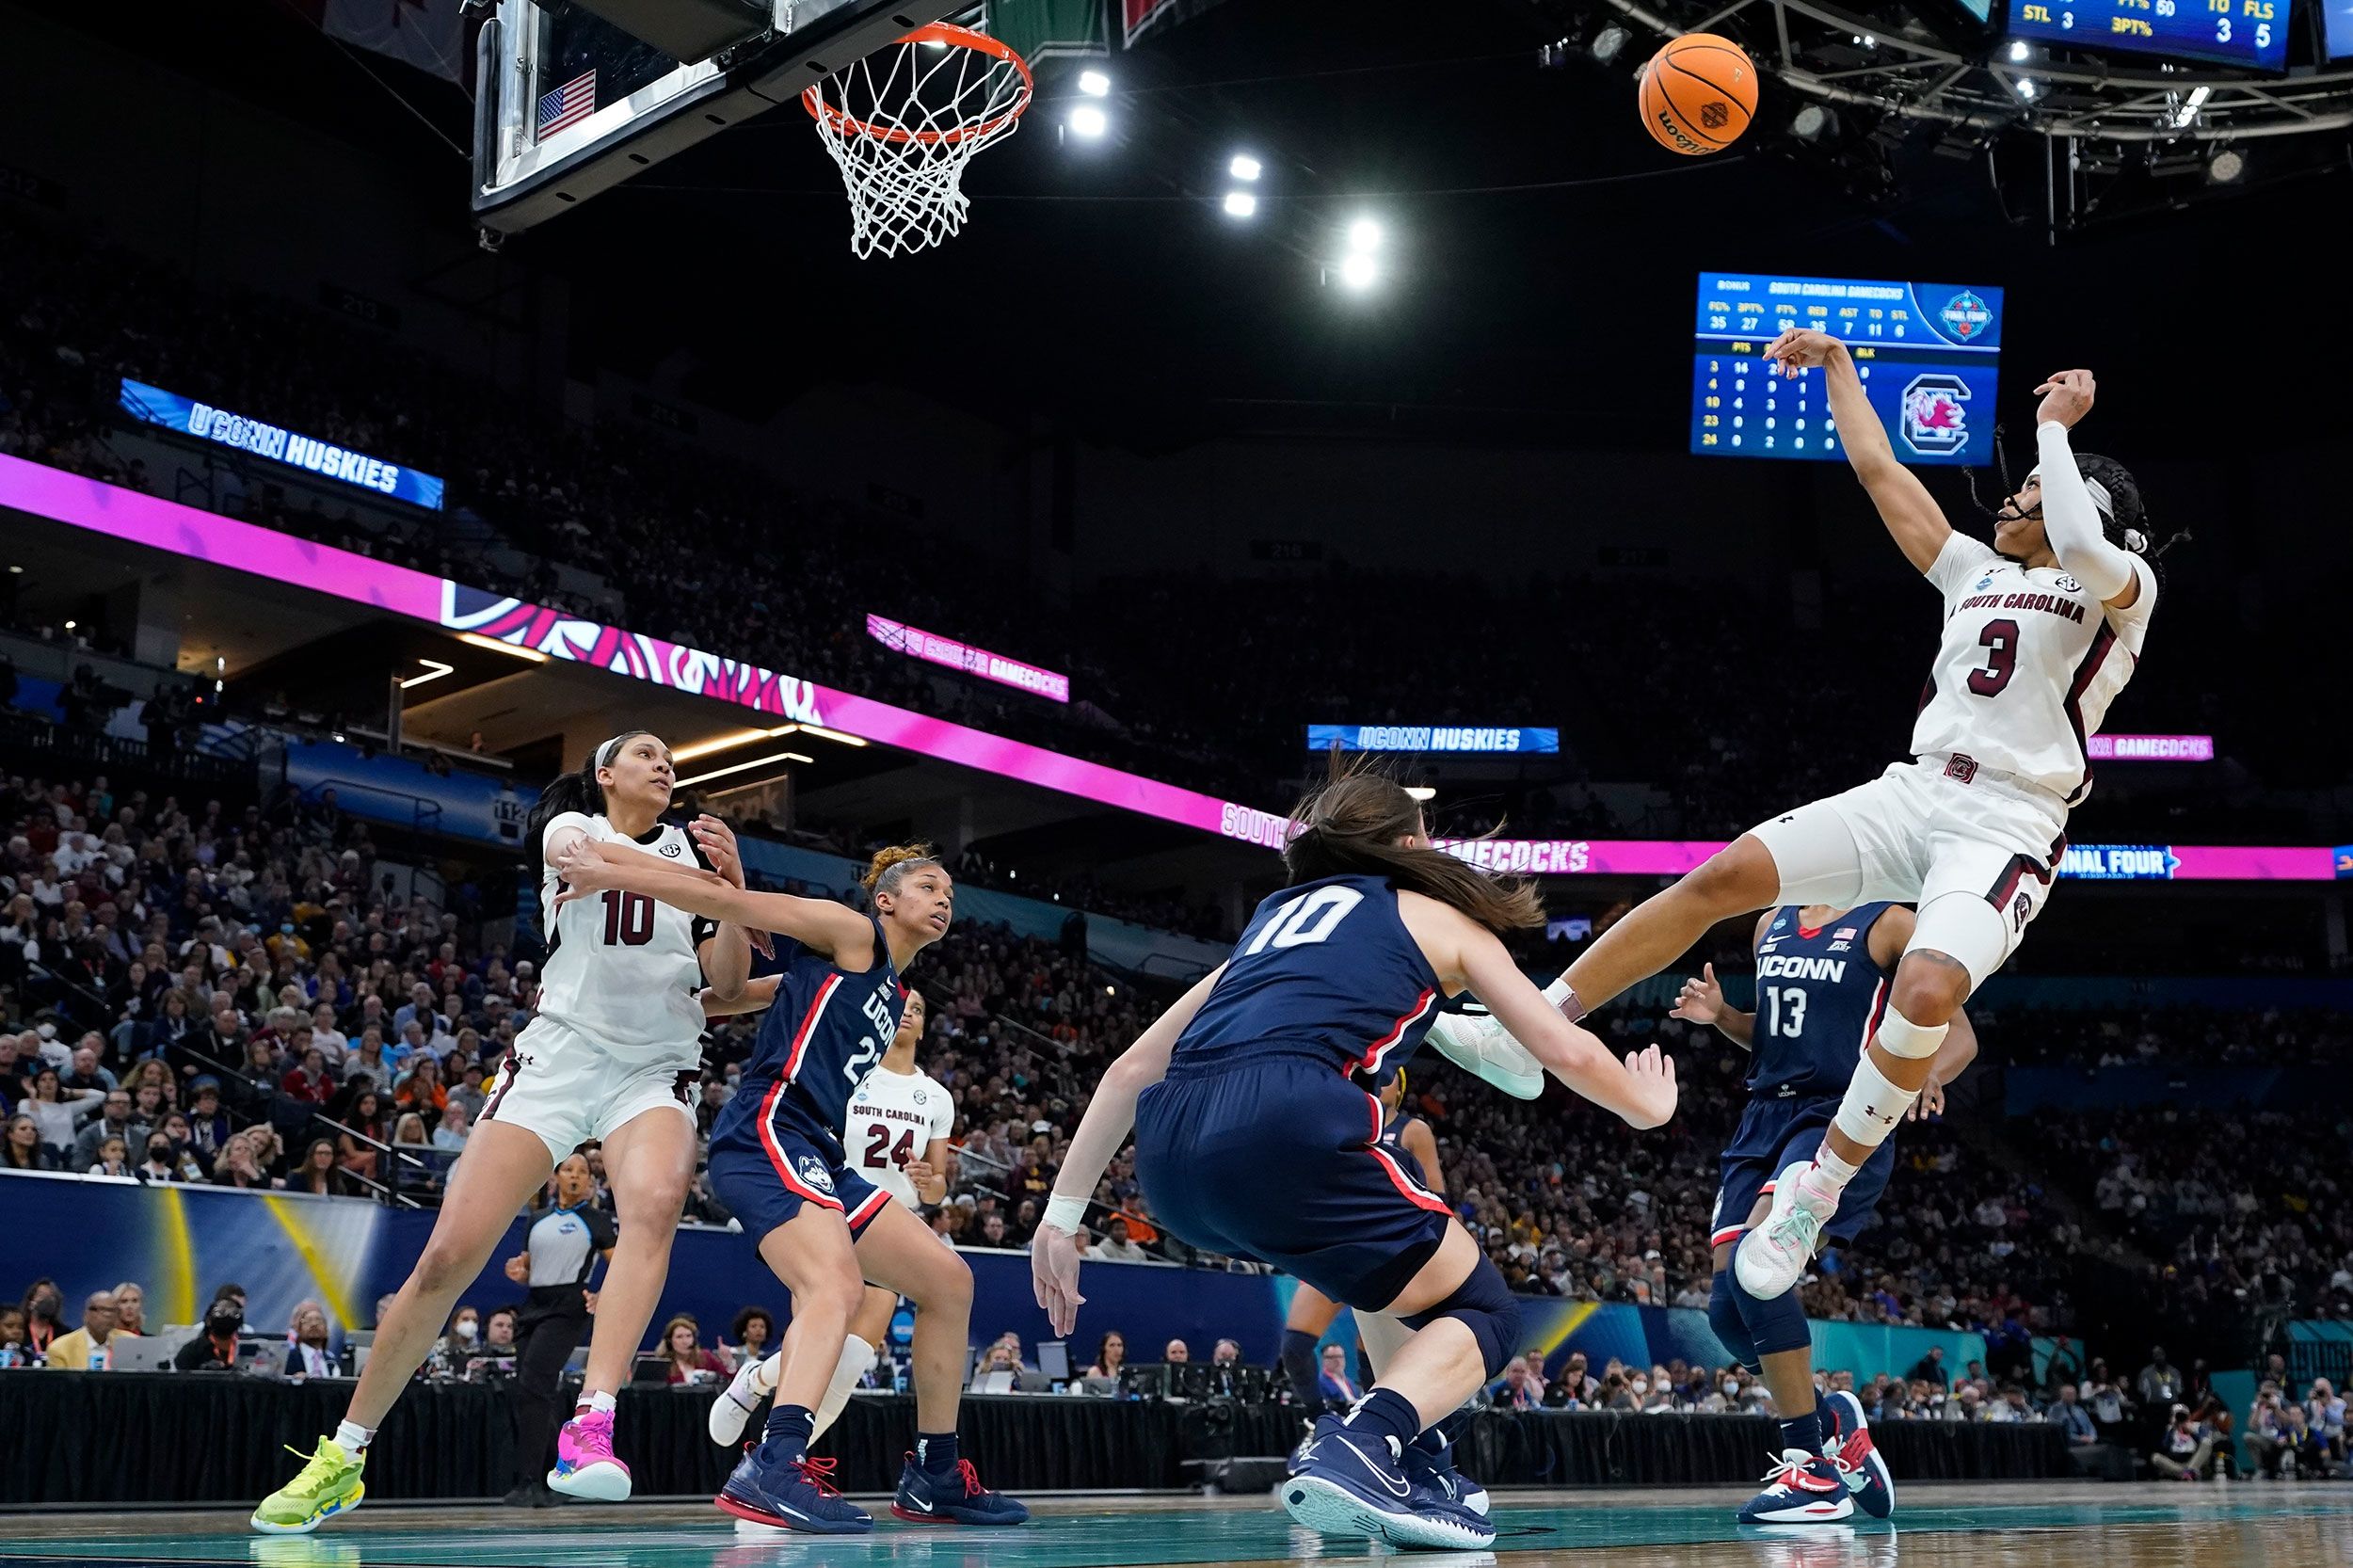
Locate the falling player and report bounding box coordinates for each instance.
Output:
[1446,346,2156,1307]
[551,842,1024,1533]
[706,990,952,1461]
[1671,902,1975,1523]
[1032,775,1677,1550]
[252,732,759,1532]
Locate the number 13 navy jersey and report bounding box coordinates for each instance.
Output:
[1171,875,1447,1080]
[1745,904,1897,1098]
[716,912,907,1157]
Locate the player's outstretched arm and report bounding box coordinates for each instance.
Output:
[1765,328,1953,574]
[552,838,875,964]
[701,973,782,1017]
[1031,966,1224,1335]
[1669,962,1753,1049]
[2031,372,2142,611]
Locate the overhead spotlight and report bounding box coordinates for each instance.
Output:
[63,619,75,631]
[6,565,20,574]
[1077,69,1111,97]
[1403,785,1436,802]
[2009,40,2031,62]
[1069,103,1108,137]
[2015,78,2038,100]
[1790,103,1839,141]
[1229,153,1262,181]
[2206,145,2246,184]
[1346,216,1383,252]
[1590,24,1630,65]
[1223,190,1257,217]
[1337,251,1379,290]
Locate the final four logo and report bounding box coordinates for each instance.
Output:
[1901,373,1973,457]
[1939,289,1993,343]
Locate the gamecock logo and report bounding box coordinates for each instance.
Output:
[1901,372,1973,457]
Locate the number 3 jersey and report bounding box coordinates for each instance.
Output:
[719,912,907,1159]
[843,1064,954,1207]
[1170,874,1446,1081]
[1745,904,1896,1099]
[1911,532,2155,807]
[531,811,715,1067]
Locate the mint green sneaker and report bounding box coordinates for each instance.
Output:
[250,1439,366,1534]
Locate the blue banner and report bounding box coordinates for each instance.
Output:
[1306,725,1560,755]
[282,741,529,848]
[119,378,445,510]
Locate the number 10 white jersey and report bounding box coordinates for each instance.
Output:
[1909,533,2156,807]
[533,811,713,1067]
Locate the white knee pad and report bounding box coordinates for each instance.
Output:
[1906,892,2011,994]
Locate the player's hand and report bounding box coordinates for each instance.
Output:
[1619,1043,1679,1129]
[550,837,615,902]
[690,815,746,888]
[504,1254,528,1283]
[1763,328,1844,377]
[899,1156,936,1192]
[2033,369,2096,429]
[1031,1224,1087,1336]
[584,1290,599,1315]
[1907,1080,1947,1122]
[1669,963,1723,1026]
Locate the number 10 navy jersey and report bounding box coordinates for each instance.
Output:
[717,911,907,1155]
[1170,875,1446,1080]
[1746,903,1897,1098]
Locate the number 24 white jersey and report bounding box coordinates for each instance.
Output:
[843,1064,953,1208]
[533,811,713,1066]
[1909,533,2156,807]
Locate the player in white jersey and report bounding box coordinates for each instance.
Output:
[705,991,956,1454]
[1431,342,2163,1303]
[252,731,759,1532]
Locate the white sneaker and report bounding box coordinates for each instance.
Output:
[708,1352,780,1448]
[1734,1161,1840,1299]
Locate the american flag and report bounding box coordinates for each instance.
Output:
[536,69,597,139]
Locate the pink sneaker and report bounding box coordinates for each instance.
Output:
[548,1409,632,1501]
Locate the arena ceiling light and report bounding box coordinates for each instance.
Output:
[397,658,455,691]
[2206,146,2246,183]
[1077,69,1111,97]
[2009,40,2031,62]
[1224,190,1258,217]
[456,632,549,664]
[1069,103,1108,138]
[1347,217,1384,252]
[1590,24,1630,64]
[1337,251,1380,290]
[671,725,798,763]
[793,723,869,748]
[1229,153,1262,181]
[674,750,815,789]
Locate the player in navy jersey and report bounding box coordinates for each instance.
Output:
[1670,903,1977,1525]
[1031,776,1678,1550]
[550,842,1025,1535]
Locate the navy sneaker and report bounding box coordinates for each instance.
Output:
[714,1448,872,1534]
[1823,1390,1895,1519]
[1403,1430,1490,1517]
[890,1454,1030,1526]
[1281,1414,1496,1550]
[1737,1448,1854,1525]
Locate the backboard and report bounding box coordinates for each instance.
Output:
[472,0,968,235]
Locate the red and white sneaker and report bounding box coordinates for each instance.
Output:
[1823,1389,1895,1519]
[1737,1448,1854,1525]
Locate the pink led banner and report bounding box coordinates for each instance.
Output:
[866,614,1069,703]
[1,455,2332,884]
[2088,734,2215,761]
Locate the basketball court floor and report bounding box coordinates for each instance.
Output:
[2,1483,2346,1568]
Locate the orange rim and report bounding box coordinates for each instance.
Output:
[802,23,1034,148]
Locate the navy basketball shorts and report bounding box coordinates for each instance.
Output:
[1711,1094,1897,1252]
[1135,1055,1453,1310]
[707,1102,890,1246]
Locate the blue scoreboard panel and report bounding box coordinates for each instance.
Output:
[2009,0,2289,71]
[1690,272,2004,467]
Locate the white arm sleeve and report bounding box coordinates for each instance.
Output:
[2036,422,2136,602]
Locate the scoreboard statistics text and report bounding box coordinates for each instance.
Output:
[2009,0,2289,70]
[1690,272,2004,467]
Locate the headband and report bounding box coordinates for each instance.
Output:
[592,734,630,770]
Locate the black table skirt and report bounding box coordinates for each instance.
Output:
[0,1376,2072,1508]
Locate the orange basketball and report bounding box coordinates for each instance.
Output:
[1638,34,1757,156]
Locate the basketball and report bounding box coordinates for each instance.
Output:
[1639,34,1757,156]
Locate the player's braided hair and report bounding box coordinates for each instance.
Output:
[1282,772,1544,936]
[526,728,654,881]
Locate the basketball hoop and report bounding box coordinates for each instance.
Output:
[804,24,1033,259]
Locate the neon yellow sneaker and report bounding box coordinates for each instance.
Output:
[250,1439,366,1534]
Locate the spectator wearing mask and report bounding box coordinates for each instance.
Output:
[17,1280,64,1361]
[174,1296,248,1371]
[136,1130,184,1184]
[41,1290,121,1371]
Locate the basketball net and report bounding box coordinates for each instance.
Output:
[804,24,1033,259]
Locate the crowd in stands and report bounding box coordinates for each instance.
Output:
[0,209,2283,856]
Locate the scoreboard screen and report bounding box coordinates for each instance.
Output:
[1690,272,2004,467]
[2008,0,2289,71]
